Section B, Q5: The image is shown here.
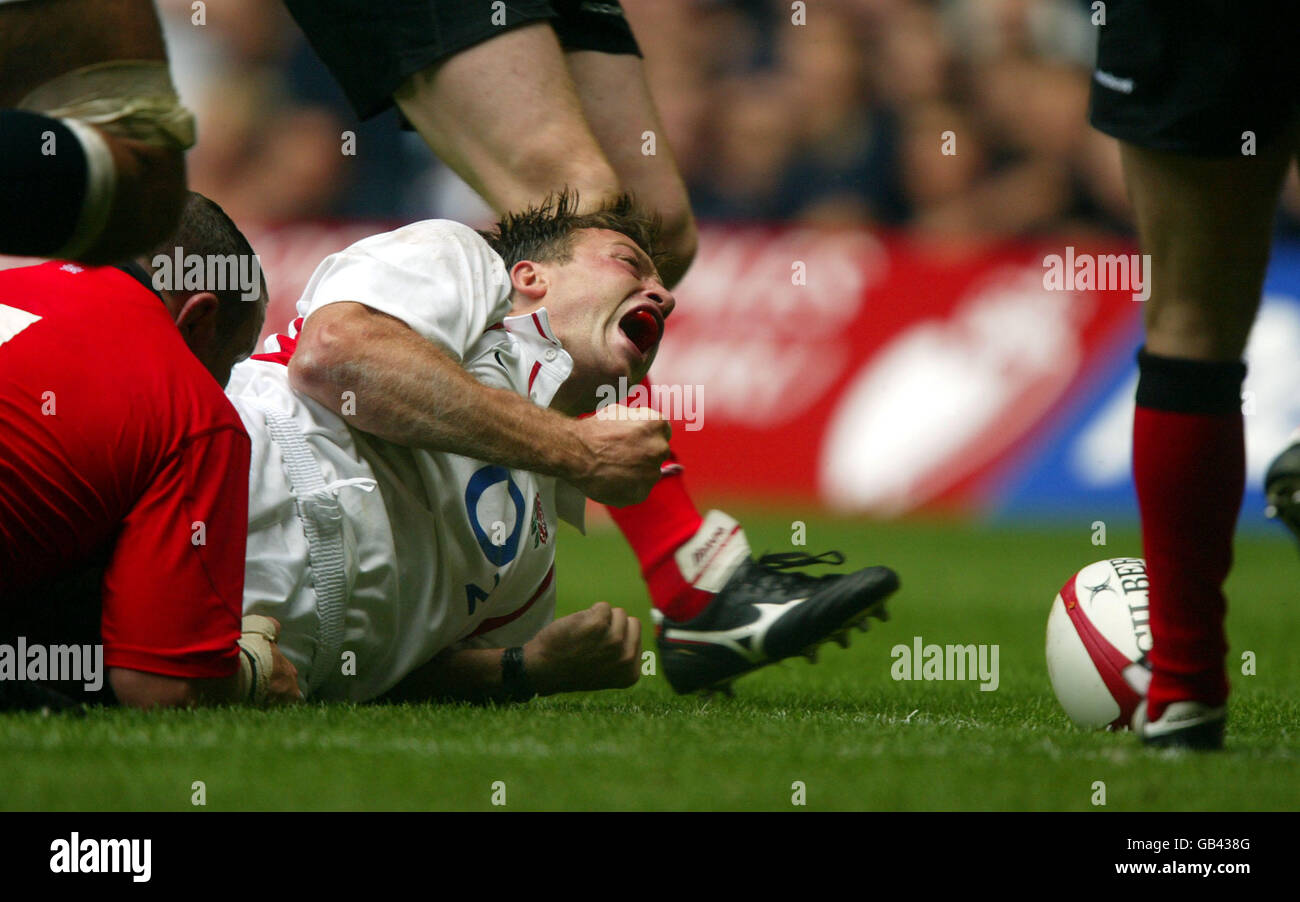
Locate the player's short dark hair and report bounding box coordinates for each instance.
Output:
[479,189,665,276]
[146,192,265,340]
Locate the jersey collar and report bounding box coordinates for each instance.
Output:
[487,307,587,532]
[499,308,561,345]
[115,260,167,304]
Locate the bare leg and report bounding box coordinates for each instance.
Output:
[565,50,697,286]
[1122,138,1294,360]
[393,23,621,217]
[393,23,696,285]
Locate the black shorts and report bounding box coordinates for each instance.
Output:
[1088,0,1300,156]
[283,0,642,121]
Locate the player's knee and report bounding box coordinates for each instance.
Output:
[658,206,698,285]
[510,130,620,208]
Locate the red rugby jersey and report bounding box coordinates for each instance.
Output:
[0,262,249,678]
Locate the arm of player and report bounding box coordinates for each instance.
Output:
[107,617,303,710]
[382,602,641,703]
[101,424,304,709]
[109,667,242,708]
[288,302,670,507]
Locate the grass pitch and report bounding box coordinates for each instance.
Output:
[2,512,1297,811]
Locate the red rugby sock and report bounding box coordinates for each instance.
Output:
[1133,349,1245,721]
[606,460,714,621]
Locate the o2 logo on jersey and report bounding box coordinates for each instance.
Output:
[464,465,526,566]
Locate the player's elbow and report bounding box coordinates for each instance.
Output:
[109,667,239,709]
[288,312,358,404]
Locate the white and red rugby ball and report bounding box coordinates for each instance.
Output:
[1045,557,1153,730]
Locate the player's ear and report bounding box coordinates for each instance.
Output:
[174,291,221,353]
[509,260,548,301]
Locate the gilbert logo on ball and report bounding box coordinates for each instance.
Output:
[1045,558,1153,729]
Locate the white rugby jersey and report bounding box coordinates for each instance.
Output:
[226,220,586,702]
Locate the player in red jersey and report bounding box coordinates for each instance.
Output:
[0,193,298,710]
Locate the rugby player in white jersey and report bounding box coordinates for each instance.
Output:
[283,0,909,698]
[226,193,899,702]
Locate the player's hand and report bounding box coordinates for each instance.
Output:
[523,602,641,694]
[265,631,304,706]
[240,615,304,705]
[569,405,670,507]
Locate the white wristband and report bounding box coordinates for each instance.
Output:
[237,615,279,705]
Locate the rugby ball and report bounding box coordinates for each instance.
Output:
[1045,557,1153,729]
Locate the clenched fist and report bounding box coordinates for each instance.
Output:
[568,405,671,507]
[524,602,642,694]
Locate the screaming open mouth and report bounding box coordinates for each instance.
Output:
[619,308,663,354]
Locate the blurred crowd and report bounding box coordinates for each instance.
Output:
[160,0,1300,239]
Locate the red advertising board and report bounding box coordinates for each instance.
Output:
[623,226,1142,513]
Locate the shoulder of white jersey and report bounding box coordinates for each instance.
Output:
[292,219,513,354]
[298,220,507,298]
[338,219,502,267]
